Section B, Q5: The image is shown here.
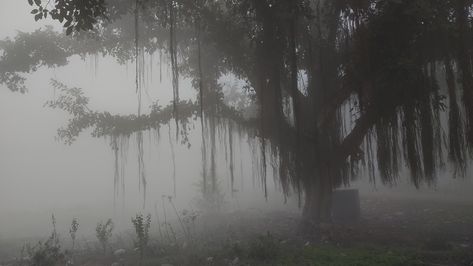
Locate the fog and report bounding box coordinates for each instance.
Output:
[1,1,473,265]
[0,0,296,241]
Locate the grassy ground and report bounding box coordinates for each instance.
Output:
[2,195,473,265]
[71,235,472,266]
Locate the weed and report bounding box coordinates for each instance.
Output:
[95,218,114,254]
[181,209,199,242]
[168,196,189,240]
[25,214,65,266]
[69,218,79,251]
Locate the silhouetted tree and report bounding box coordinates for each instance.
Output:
[3,0,473,222]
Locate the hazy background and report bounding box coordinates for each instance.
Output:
[0,0,302,241]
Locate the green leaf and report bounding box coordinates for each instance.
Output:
[34,13,42,21]
[34,0,41,5]
[28,0,34,6]
[31,9,38,14]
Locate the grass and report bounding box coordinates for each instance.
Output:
[106,234,470,266]
[4,198,473,266]
[114,243,426,266]
[6,215,472,266]
[284,246,422,266]
[4,227,473,265]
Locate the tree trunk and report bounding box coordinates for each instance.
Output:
[302,174,333,223]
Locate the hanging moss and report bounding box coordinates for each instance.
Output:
[136,131,147,207]
[111,134,130,208]
[169,0,180,139]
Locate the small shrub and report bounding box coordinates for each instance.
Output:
[26,214,65,266]
[131,213,151,262]
[69,218,79,251]
[181,209,199,241]
[96,218,114,254]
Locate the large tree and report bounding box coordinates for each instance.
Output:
[2,0,473,222]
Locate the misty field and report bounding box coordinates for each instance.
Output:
[1,195,472,266]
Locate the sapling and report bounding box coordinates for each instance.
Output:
[96,219,114,254]
[69,218,79,251]
[131,213,151,263]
